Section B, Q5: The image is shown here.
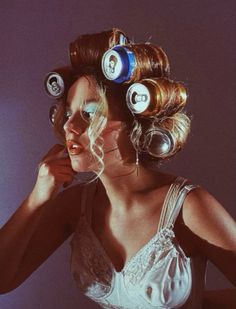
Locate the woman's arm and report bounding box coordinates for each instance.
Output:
[0,144,80,294]
[203,289,236,308]
[183,187,236,286]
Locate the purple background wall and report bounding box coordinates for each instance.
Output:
[0,1,235,308]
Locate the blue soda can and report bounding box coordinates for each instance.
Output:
[101,46,136,83]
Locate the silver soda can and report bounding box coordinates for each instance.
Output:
[126,80,159,116]
[145,129,174,158]
[44,72,65,99]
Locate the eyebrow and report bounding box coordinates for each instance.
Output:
[65,98,99,110]
[84,99,101,104]
[66,98,100,106]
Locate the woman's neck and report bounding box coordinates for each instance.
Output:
[98,162,172,211]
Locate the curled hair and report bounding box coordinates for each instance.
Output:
[127,43,170,80]
[130,111,190,162]
[145,77,187,117]
[86,85,108,176]
[70,28,129,74]
[128,77,190,162]
[101,43,170,84]
[49,28,191,175]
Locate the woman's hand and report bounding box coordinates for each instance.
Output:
[31,144,76,204]
[0,144,80,293]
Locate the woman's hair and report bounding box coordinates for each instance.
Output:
[47,28,191,175]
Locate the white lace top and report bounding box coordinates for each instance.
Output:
[70,177,206,308]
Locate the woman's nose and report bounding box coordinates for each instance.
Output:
[63,115,85,135]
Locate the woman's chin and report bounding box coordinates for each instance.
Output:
[70,155,97,173]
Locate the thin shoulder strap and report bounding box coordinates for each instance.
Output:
[80,181,98,224]
[157,177,199,231]
[168,183,199,227]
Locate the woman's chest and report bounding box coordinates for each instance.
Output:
[91,204,163,271]
[70,218,193,308]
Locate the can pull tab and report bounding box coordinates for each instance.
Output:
[45,72,65,99]
[126,82,151,114]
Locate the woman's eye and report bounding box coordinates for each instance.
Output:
[82,102,99,121]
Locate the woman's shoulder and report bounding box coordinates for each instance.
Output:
[181,183,236,252]
[179,181,236,285]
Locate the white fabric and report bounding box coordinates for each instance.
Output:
[70,177,206,308]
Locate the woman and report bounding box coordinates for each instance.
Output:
[0,28,235,308]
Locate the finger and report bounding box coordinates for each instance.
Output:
[52,165,75,175]
[39,162,75,176]
[38,158,71,173]
[54,173,75,187]
[42,150,69,164]
[41,144,66,161]
[43,157,72,166]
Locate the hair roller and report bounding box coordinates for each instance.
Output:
[49,104,58,125]
[101,43,170,83]
[44,67,76,99]
[143,128,175,158]
[126,78,187,116]
[69,28,129,71]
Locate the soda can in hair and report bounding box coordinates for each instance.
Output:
[126,80,158,115]
[145,128,175,158]
[44,67,75,99]
[45,72,65,99]
[126,78,187,116]
[70,29,129,70]
[101,46,136,83]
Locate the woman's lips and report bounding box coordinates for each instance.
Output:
[66,140,84,155]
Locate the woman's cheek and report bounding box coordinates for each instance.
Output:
[102,130,119,149]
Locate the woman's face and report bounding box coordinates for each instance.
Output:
[63,76,132,173]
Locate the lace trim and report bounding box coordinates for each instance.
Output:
[123,227,176,285]
[71,217,182,293]
[71,219,114,299]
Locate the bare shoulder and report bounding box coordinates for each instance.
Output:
[182,186,236,251]
[181,186,236,285]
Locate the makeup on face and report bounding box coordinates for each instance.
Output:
[66,140,85,156]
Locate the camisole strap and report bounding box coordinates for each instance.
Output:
[169,183,199,227]
[80,181,98,224]
[157,176,199,232]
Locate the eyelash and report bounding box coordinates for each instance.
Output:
[65,103,99,122]
[81,110,93,120]
[82,103,99,121]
